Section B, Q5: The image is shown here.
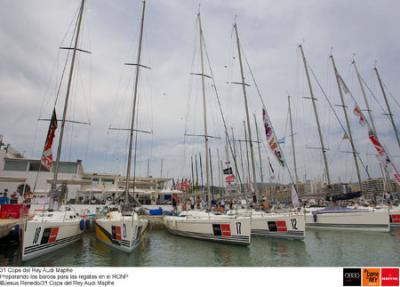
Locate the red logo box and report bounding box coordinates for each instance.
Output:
[381,268,399,286]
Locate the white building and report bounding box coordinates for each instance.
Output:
[0,135,171,204]
[0,136,89,201]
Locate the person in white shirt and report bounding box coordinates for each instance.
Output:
[200,199,206,210]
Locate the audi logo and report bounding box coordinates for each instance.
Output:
[345,273,361,279]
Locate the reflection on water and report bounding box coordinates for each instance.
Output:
[1,228,399,267]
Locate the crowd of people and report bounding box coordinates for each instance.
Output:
[173,194,272,213]
[0,189,23,204]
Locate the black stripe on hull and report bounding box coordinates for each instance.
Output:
[24,234,82,254]
[252,229,305,240]
[95,222,146,250]
[22,234,82,261]
[165,226,250,245]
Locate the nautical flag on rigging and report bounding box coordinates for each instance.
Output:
[339,75,351,95]
[368,129,390,167]
[368,129,400,186]
[225,174,235,183]
[353,105,366,126]
[339,74,400,186]
[277,137,285,144]
[268,160,275,174]
[41,109,58,171]
[262,108,285,166]
[223,167,233,175]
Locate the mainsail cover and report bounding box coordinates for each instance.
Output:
[262,108,285,166]
[41,108,58,171]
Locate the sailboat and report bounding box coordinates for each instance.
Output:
[163,12,251,246]
[225,22,305,240]
[372,66,400,228]
[94,0,148,252]
[22,0,88,261]
[299,46,390,232]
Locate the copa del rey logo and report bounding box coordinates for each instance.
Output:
[362,268,381,286]
[381,268,399,287]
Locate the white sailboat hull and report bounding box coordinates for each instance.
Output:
[250,212,305,240]
[227,210,305,240]
[305,208,390,232]
[22,210,84,261]
[164,212,251,245]
[95,211,148,253]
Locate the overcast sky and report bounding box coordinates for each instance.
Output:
[1,0,400,185]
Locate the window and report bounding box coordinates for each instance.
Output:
[56,162,77,174]
[102,178,115,184]
[28,161,48,171]
[4,160,28,171]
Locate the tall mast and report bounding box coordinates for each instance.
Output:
[124,0,146,204]
[288,95,299,185]
[195,154,199,186]
[374,66,400,151]
[353,59,377,135]
[191,155,194,190]
[197,13,211,206]
[238,136,245,187]
[243,120,251,192]
[51,0,86,204]
[233,23,258,203]
[231,127,243,193]
[298,45,331,185]
[331,55,362,189]
[253,114,264,183]
[199,152,204,187]
[217,148,222,187]
[209,147,214,198]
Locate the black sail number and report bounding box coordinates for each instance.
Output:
[33,227,41,244]
[236,222,242,235]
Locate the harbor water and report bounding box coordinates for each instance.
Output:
[1,227,400,266]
